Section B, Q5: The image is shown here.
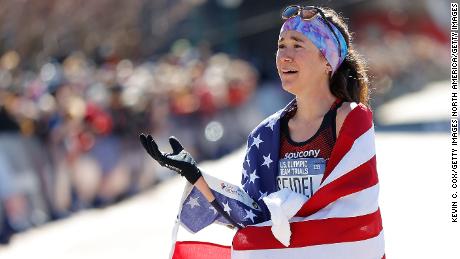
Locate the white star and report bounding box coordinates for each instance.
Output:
[261,153,273,168]
[251,134,264,149]
[186,196,200,209]
[258,191,268,201]
[223,201,232,214]
[249,169,259,184]
[246,156,250,167]
[243,209,257,223]
[209,205,217,215]
[265,119,276,131]
[242,168,248,179]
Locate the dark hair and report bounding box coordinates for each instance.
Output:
[322,7,370,107]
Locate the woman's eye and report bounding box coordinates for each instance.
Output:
[294,44,302,48]
[278,44,285,49]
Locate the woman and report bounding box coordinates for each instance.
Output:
[141,5,384,259]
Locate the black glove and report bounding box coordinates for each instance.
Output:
[139,134,202,184]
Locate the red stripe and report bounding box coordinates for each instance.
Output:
[296,155,378,217]
[233,209,383,250]
[172,241,231,259]
[322,103,373,182]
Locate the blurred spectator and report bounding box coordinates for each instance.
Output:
[0,42,261,243]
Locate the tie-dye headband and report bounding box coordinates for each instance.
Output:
[280,15,348,75]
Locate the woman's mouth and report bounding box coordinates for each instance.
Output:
[280,69,299,79]
[281,68,298,75]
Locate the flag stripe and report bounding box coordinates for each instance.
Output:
[296,155,378,217]
[322,104,373,182]
[232,209,383,250]
[172,241,231,259]
[232,230,384,259]
[320,125,375,187]
[295,183,379,221]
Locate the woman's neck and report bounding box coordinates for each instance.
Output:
[293,89,337,123]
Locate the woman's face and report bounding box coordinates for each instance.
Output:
[276,30,330,95]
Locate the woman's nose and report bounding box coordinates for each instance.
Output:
[279,51,293,62]
[277,49,294,63]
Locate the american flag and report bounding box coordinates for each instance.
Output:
[179,174,262,233]
[172,100,385,259]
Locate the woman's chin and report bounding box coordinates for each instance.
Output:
[281,81,298,94]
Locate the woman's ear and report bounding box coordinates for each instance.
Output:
[325,63,333,78]
[324,63,333,77]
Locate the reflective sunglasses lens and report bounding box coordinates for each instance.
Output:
[282,6,299,19]
[300,8,318,20]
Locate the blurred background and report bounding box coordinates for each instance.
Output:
[0,0,452,257]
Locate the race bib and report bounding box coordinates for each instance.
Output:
[277,158,326,199]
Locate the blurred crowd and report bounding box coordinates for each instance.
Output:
[351,10,450,106]
[0,41,260,244]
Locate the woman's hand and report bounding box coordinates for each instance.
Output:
[139,134,202,184]
[140,133,243,229]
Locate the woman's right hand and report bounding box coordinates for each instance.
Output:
[139,134,202,184]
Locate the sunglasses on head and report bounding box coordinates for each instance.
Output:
[281,5,342,59]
